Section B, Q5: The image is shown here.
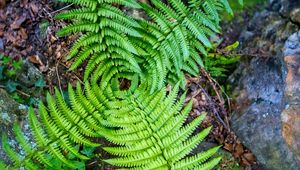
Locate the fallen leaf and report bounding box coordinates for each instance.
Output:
[224,143,234,152]
[0,0,5,9]
[19,27,28,39]
[243,153,256,162]
[29,2,39,14]
[0,23,5,36]
[28,54,43,65]
[235,143,244,157]
[10,15,27,29]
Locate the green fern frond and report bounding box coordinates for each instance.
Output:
[56,0,234,92]
[102,84,221,169]
[1,87,102,169]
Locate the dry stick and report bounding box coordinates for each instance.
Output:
[0,85,31,97]
[50,4,74,15]
[55,59,64,96]
[202,69,232,126]
[197,84,229,130]
[59,62,84,85]
[200,69,230,130]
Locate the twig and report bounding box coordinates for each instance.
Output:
[55,60,64,96]
[197,84,229,130]
[16,89,31,98]
[199,69,231,130]
[50,4,74,15]
[0,85,31,97]
[59,62,84,85]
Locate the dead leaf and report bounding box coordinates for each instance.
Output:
[0,23,5,36]
[10,15,27,29]
[235,143,244,157]
[243,153,256,162]
[224,143,234,152]
[29,2,39,14]
[19,27,28,39]
[0,0,5,9]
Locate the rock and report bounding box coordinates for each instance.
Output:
[15,60,43,87]
[281,31,300,160]
[291,8,300,25]
[229,0,300,169]
[0,38,4,51]
[0,88,33,165]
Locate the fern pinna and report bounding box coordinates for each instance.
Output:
[56,0,236,92]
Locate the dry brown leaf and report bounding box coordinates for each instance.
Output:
[243,153,256,162]
[29,2,39,14]
[10,15,27,29]
[0,0,5,9]
[224,143,234,152]
[235,143,244,156]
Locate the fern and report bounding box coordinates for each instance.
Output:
[1,86,101,169]
[56,0,234,92]
[101,84,221,169]
[55,0,144,94]
[135,0,236,91]
[0,0,243,169]
[1,81,221,169]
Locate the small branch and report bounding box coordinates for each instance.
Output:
[50,4,73,15]
[55,60,64,97]
[0,85,31,97]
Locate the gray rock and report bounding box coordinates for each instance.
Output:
[15,60,43,87]
[0,89,33,165]
[229,1,300,169]
[291,9,300,25]
[0,38,4,51]
[284,30,300,56]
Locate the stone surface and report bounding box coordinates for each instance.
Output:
[281,31,300,160]
[15,60,43,87]
[291,8,300,25]
[229,0,300,169]
[0,89,33,164]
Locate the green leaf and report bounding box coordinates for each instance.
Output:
[5,80,18,92]
[80,146,96,157]
[2,56,12,65]
[224,41,239,51]
[35,78,46,88]
[12,60,23,70]
[238,0,244,6]
[69,160,85,170]
[5,69,16,77]
[0,66,4,80]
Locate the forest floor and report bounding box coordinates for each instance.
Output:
[0,0,265,169]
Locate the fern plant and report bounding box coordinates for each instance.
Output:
[0,86,102,169]
[1,82,221,169]
[0,0,243,169]
[135,0,234,91]
[55,0,144,91]
[101,84,221,169]
[56,0,237,92]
